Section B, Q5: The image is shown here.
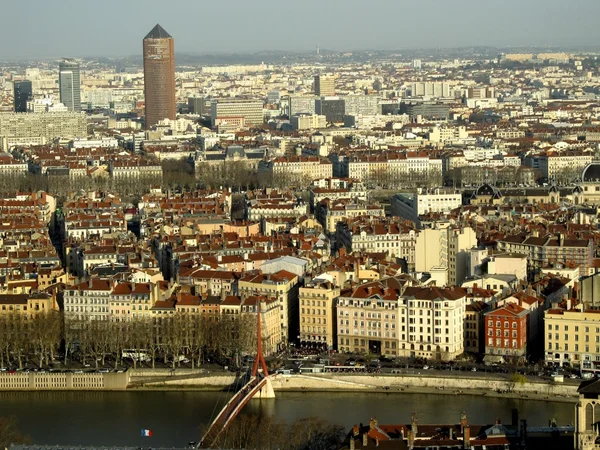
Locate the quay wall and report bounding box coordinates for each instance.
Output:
[0,372,129,390]
[137,371,579,399]
[0,369,581,398]
[269,373,578,397]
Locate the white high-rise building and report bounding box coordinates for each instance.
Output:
[59,59,81,112]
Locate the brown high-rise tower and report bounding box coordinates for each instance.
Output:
[143,24,176,129]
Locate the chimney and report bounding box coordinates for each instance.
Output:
[566,298,572,310]
[463,425,470,449]
[495,418,501,425]
[449,427,453,440]
[362,433,368,447]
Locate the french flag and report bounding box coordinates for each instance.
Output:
[141,429,153,437]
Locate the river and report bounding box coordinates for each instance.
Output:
[0,391,575,447]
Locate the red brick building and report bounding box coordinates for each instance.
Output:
[484,303,529,362]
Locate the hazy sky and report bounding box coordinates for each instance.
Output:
[3,0,600,58]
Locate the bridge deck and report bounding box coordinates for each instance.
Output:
[199,376,267,448]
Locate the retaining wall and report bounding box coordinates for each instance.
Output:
[0,372,129,391]
[138,372,579,399]
[269,373,578,397]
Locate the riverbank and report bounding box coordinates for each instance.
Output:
[130,371,580,403]
[0,369,580,404]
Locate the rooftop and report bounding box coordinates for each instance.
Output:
[144,24,172,40]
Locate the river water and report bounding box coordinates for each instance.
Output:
[0,391,575,447]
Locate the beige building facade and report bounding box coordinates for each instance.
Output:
[299,279,339,349]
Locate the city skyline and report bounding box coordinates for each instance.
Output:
[2,0,600,58]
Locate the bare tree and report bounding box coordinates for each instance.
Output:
[0,416,30,448]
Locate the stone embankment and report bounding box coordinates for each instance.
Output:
[131,370,579,402]
[0,368,580,401]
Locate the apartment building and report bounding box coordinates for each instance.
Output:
[299,278,340,349]
[64,279,114,321]
[336,217,418,269]
[291,114,326,130]
[415,225,478,286]
[317,199,385,234]
[497,233,593,276]
[238,270,300,344]
[484,303,529,362]
[336,280,466,360]
[428,126,468,144]
[177,268,238,297]
[524,151,593,181]
[109,282,155,322]
[288,95,317,116]
[342,95,381,116]
[399,286,466,360]
[464,301,490,354]
[241,295,282,356]
[0,293,57,319]
[314,75,335,96]
[345,151,443,184]
[0,112,87,150]
[309,180,369,208]
[263,156,333,187]
[391,188,461,225]
[210,98,264,127]
[336,278,406,356]
[409,82,452,98]
[545,307,600,372]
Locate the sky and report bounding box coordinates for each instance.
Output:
[2,0,600,58]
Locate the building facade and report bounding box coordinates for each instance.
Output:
[484,303,529,361]
[299,279,339,349]
[143,24,176,129]
[545,308,600,372]
[314,75,335,96]
[13,80,32,113]
[59,59,81,112]
[210,99,264,127]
